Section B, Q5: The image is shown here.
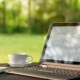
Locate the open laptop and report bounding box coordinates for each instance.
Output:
[5,22,80,80]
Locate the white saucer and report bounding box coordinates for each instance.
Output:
[8,62,32,67]
[0,67,7,73]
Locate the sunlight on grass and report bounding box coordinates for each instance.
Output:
[0,34,46,63]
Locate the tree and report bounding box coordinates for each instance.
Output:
[0,0,6,33]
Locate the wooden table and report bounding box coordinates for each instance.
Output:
[0,63,80,80]
[0,63,47,80]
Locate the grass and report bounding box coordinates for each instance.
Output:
[0,34,46,63]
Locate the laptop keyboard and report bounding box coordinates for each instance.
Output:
[25,65,80,76]
[21,65,80,79]
[5,65,80,80]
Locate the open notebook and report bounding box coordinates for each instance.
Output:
[5,22,80,80]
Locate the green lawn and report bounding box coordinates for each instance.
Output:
[0,34,46,63]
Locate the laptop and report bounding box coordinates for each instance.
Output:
[5,22,80,80]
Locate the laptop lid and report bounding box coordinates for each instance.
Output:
[40,22,80,65]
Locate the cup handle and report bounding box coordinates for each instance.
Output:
[26,56,33,63]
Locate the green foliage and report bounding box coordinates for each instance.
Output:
[0,0,80,34]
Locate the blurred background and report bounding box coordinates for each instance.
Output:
[0,0,80,63]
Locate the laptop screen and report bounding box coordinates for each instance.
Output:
[40,23,80,64]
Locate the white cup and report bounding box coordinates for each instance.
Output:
[8,53,33,64]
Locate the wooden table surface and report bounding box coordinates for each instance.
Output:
[0,63,80,80]
[0,63,46,80]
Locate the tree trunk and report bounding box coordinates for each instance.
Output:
[28,0,31,26]
[3,0,6,33]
